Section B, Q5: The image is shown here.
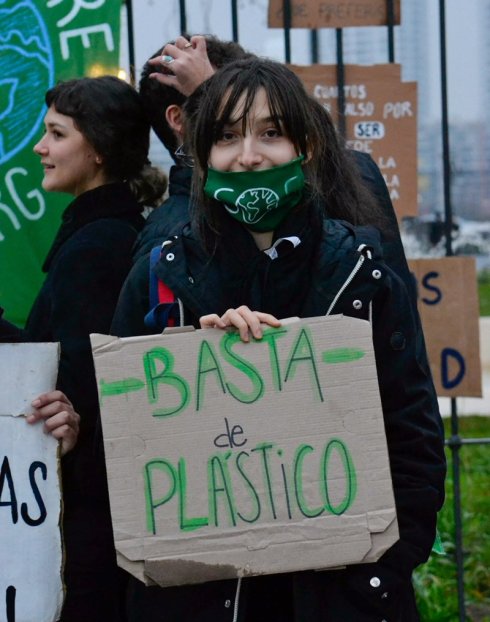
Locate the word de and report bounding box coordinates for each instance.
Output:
[213,417,247,449]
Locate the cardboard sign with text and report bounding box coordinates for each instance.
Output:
[409,257,482,397]
[291,64,417,220]
[0,342,62,622]
[268,0,401,29]
[91,315,398,588]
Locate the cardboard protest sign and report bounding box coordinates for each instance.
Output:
[0,342,62,622]
[268,0,401,29]
[408,257,482,397]
[291,63,418,220]
[91,315,398,588]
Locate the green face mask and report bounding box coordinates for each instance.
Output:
[204,155,305,232]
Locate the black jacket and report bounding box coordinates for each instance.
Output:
[26,182,144,449]
[111,165,193,337]
[133,165,193,261]
[121,204,446,622]
[0,307,25,342]
[25,182,145,622]
[111,154,415,338]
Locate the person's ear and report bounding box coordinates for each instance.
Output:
[165,104,184,139]
[302,142,313,164]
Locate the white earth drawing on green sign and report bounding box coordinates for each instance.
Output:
[0,0,54,164]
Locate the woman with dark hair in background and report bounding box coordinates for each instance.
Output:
[25,75,167,621]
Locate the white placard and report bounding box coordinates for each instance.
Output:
[0,343,63,622]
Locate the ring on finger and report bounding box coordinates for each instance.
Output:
[161,54,174,64]
[184,42,193,49]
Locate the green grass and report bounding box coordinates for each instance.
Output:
[479,270,490,316]
[414,416,490,621]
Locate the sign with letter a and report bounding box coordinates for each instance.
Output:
[0,342,62,622]
[91,316,398,588]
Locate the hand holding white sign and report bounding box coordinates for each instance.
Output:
[27,389,80,456]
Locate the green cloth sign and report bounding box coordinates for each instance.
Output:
[0,0,121,326]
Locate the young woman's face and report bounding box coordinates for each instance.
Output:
[208,88,298,173]
[33,106,106,196]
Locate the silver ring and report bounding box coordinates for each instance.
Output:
[161,54,174,64]
[184,42,192,49]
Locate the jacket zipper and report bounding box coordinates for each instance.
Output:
[325,244,372,316]
[177,297,185,326]
[232,577,242,622]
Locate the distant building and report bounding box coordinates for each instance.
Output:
[315,0,488,222]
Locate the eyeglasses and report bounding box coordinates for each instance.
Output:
[174,144,194,167]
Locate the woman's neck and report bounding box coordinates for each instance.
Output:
[249,229,274,251]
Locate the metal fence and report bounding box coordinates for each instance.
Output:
[124,1,490,619]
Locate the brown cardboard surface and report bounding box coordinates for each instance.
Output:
[291,64,417,220]
[268,0,401,29]
[408,257,482,397]
[91,315,398,587]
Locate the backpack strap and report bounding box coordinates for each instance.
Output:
[144,242,182,330]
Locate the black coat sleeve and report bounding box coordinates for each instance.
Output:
[352,150,417,303]
[312,263,446,622]
[374,267,446,567]
[44,225,136,505]
[37,223,134,434]
[111,253,156,338]
[0,307,26,342]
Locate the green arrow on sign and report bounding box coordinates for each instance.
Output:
[99,377,145,403]
[322,348,365,364]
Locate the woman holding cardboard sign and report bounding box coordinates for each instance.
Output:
[125,58,446,622]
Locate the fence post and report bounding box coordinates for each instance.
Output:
[438,1,466,619]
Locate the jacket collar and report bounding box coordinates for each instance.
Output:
[154,201,384,322]
[155,201,321,318]
[167,165,193,197]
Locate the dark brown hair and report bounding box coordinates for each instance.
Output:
[139,35,253,161]
[46,76,166,205]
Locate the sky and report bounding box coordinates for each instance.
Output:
[428,1,482,122]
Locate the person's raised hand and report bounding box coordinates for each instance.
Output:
[148,35,215,96]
